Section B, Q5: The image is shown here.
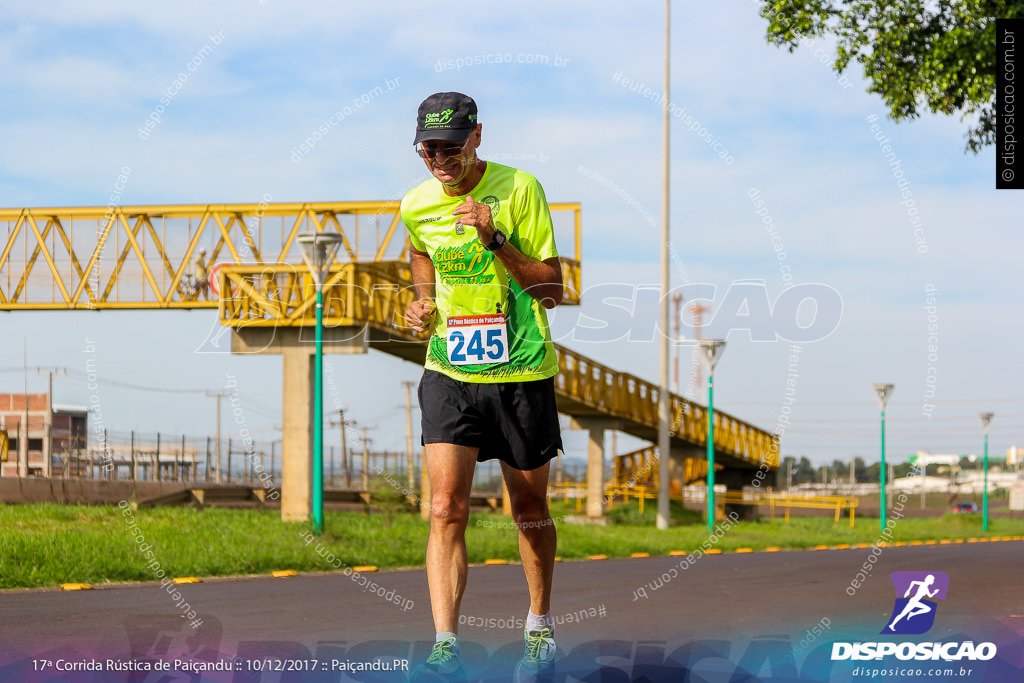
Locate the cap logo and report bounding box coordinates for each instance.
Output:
[424,109,454,128]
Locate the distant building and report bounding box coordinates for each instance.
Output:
[0,393,87,477]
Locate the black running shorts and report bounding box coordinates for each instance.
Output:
[418,370,563,471]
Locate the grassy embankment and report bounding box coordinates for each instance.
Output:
[1,500,1021,590]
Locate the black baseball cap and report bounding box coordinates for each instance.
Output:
[413,92,478,145]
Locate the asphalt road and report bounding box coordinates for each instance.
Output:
[2,541,1022,682]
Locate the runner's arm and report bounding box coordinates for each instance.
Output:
[452,195,563,309]
[490,248,563,309]
[406,246,436,332]
[410,246,435,301]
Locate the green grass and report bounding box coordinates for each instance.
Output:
[1,502,1021,590]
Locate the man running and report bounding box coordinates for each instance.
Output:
[888,574,939,631]
[401,92,563,680]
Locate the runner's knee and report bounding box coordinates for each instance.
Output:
[510,495,549,528]
[429,492,470,526]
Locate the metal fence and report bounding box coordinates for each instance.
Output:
[43,429,508,492]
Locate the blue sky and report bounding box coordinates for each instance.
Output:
[1,1,1020,468]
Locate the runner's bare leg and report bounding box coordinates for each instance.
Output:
[502,461,556,616]
[425,443,478,634]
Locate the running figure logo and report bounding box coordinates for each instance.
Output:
[881,571,949,635]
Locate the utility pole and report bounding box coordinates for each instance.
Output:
[786,458,793,490]
[361,426,373,491]
[205,390,230,483]
[328,409,353,489]
[340,411,349,489]
[20,340,28,478]
[36,367,66,478]
[689,298,710,392]
[402,381,416,492]
[672,293,683,395]
[850,458,855,493]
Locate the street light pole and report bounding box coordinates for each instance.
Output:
[980,412,994,532]
[656,0,672,531]
[297,232,342,535]
[872,383,894,531]
[697,340,726,531]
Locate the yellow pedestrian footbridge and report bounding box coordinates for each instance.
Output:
[1,201,778,519]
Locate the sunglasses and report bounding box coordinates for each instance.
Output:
[415,137,471,160]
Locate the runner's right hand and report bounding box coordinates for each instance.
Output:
[406,298,436,333]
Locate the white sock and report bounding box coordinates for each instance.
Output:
[435,631,458,647]
[526,609,553,632]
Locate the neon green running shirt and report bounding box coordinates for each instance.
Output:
[400,162,559,383]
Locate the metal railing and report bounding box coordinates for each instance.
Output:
[554,350,779,468]
[612,445,717,489]
[720,490,858,527]
[549,481,857,525]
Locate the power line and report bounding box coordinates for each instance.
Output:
[60,371,282,422]
[732,414,1024,424]
[725,397,1024,407]
[64,369,207,394]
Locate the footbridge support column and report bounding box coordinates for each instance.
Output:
[667,445,706,517]
[667,446,703,494]
[717,468,774,521]
[232,326,368,522]
[569,417,616,519]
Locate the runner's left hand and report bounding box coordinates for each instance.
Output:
[452,196,494,243]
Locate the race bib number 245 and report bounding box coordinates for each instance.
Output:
[446,314,509,366]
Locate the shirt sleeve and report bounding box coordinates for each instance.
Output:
[400,195,427,253]
[511,176,558,261]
